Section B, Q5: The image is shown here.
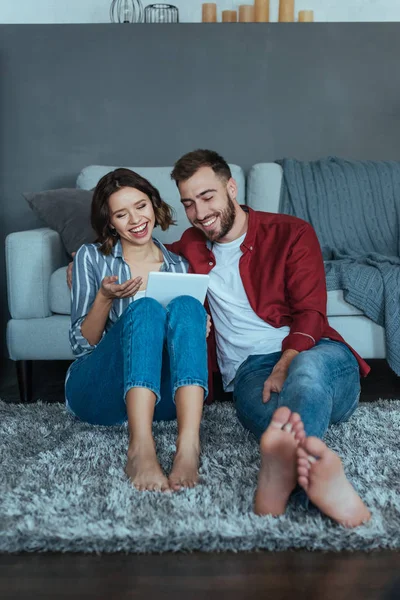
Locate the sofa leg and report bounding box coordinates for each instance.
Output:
[16,360,33,403]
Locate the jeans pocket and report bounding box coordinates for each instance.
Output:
[335,388,361,424]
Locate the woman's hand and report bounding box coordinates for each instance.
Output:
[99,275,143,300]
[206,314,212,338]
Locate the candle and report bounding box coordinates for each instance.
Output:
[254,0,270,22]
[298,10,314,22]
[239,5,254,22]
[222,10,237,22]
[279,0,294,22]
[202,3,217,22]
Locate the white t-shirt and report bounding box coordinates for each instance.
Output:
[207,234,290,391]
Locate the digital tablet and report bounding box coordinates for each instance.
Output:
[145,272,210,308]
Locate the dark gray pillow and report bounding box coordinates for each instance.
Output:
[24,188,96,256]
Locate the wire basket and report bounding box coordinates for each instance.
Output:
[144,4,179,23]
[110,0,144,23]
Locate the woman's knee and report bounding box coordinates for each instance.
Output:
[167,295,205,317]
[123,297,166,322]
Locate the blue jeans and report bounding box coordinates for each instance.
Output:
[65,296,208,426]
[233,339,361,442]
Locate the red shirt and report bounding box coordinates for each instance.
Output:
[168,207,370,402]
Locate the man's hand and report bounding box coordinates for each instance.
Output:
[66,252,75,290]
[262,349,299,403]
[262,367,288,403]
[206,314,212,338]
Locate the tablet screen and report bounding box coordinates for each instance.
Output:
[145,272,209,308]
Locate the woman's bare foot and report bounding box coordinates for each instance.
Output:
[297,437,371,528]
[254,406,306,516]
[125,439,170,492]
[169,437,200,491]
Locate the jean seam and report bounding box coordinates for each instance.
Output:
[167,320,177,382]
[123,308,133,401]
[331,364,359,379]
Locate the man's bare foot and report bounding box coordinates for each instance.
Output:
[254,406,306,516]
[169,437,200,491]
[297,437,371,528]
[125,439,170,492]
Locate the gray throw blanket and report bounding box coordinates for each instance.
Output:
[277,156,400,376]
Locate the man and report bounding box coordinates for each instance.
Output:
[168,150,371,528]
[68,150,371,527]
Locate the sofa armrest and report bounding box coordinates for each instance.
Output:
[6,228,68,319]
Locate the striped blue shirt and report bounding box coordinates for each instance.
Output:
[70,238,189,357]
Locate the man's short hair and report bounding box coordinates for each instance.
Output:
[171,149,232,186]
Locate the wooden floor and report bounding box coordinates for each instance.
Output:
[0,357,399,600]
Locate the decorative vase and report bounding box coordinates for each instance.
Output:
[222,10,237,22]
[145,4,179,23]
[110,0,144,23]
[298,10,314,22]
[239,5,254,22]
[278,0,294,22]
[254,0,269,22]
[202,3,217,23]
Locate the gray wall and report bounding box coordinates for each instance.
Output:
[1,23,400,357]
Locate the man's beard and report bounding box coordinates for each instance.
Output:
[197,194,236,242]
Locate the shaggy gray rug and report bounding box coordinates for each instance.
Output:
[0,399,399,553]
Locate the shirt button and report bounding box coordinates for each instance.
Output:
[250,246,253,250]
[209,261,214,266]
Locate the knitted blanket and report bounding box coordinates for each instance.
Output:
[278,157,400,375]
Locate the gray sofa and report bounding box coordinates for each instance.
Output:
[6,163,385,401]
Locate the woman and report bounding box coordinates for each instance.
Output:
[65,168,209,493]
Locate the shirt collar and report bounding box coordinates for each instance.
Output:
[153,237,178,266]
[110,237,178,265]
[241,206,257,251]
[111,239,124,258]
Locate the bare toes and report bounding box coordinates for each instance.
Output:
[298,475,308,489]
[297,466,309,478]
[293,421,304,434]
[297,457,310,470]
[271,406,292,429]
[294,431,306,444]
[302,436,326,459]
[297,446,309,460]
[170,480,182,490]
[289,412,301,426]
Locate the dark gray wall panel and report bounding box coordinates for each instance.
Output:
[1,23,400,357]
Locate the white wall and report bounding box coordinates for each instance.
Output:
[1,0,400,24]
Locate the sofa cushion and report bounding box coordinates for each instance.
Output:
[246,163,283,213]
[49,268,362,319]
[76,164,246,245]
[7,315,74,360]
[327,290,363,317]
[24,188,95,256]
[49,267,71,315]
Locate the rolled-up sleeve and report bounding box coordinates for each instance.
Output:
[281,223,328,353]
[69,245,105,357]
